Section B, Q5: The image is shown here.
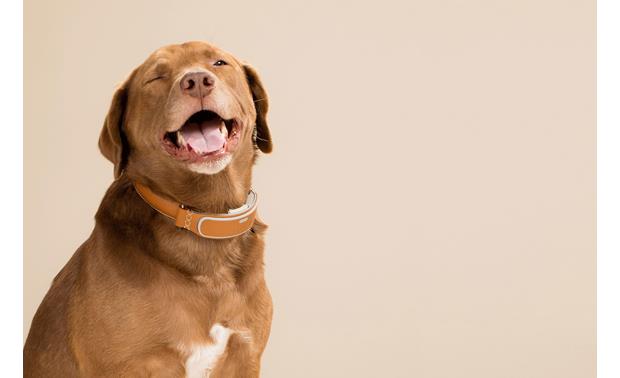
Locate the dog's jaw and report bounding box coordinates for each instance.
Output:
[187,154,233,175]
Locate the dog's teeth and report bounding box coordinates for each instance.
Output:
[177,131,186,147]
[220,123,228,138]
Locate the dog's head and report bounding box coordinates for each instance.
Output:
[98,41,272,198]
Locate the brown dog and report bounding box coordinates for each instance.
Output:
[24,41,273,377]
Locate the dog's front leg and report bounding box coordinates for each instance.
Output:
[114,347,186,378]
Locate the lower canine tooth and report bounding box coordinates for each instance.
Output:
[177,131,186,146]
[220,123,228,138]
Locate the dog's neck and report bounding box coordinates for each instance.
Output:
[95,173,264,278]
[125,162,253,214]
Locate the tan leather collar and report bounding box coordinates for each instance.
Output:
[133,182,258,239]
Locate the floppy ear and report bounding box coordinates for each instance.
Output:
[98,73,134,178]
[243,65,272,153]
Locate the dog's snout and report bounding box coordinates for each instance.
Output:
[180,71,215,98]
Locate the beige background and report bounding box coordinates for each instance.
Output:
[24,0,596,377]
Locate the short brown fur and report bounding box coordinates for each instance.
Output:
[24,41,274,377]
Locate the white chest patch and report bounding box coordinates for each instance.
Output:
[184,324,233,378]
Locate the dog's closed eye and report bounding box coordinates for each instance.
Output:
[143,76,166,85]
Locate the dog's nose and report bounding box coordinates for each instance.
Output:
[180,71,215,98]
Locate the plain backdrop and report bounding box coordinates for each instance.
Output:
[24,0,596,377]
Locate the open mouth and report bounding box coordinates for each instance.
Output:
[162,110,240,162]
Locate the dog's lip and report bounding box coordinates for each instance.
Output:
[160,109,242,163]
[166,109,235,133]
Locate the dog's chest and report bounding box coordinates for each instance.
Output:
[181,323,233,378]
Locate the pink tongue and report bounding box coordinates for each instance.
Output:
[181,120,226,154]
